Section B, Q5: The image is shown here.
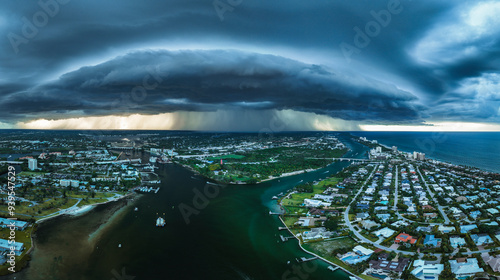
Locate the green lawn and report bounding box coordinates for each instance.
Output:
[78,198,109,206]
[208,154,245,160]
[282,178,340,207]
[0,198,79,218]
[66,191,115,199]
[0,225,36,275]
[304,237,356,254]
[18,171,45,177]
[303,237,379,280]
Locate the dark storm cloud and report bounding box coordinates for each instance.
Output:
[0,0,499,126]
[0,49,424,122]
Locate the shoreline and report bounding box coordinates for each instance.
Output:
[35,192,136,225]
[175,153,348,186]
[351,133,500,174]
[12,192,138,278]
[277,215,362,279]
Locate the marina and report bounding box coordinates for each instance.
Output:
[135,186,160,193]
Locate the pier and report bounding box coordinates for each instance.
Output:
[327,265,339,271]
[280,235,294,242]
[269,211,282,215]
[136,186,160,193]
[297,256,318,263]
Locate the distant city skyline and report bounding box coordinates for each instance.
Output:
[1,1,500,131]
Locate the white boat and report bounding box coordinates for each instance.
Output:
[149,156,157,163]
[134,207,138,211]
[156,217,166,227]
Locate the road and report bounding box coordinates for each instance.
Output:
[342,163,496,258]
[393,165,398,211]
[417,166,451,224]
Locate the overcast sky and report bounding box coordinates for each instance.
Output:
[1,0,500,131]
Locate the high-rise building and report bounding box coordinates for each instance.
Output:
[28,158,37,171]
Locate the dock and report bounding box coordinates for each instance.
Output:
[280,235,294,242]
[297,256,318,263]
[327,265,339,272]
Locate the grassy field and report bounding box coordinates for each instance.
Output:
[0,198,79,218]
[283,206,308,215]
[18,171,45,176]
[303,237,378,280]
[208,154,245,160]
[281,177,341,208]
[78,197,109,206]
[66,191,115,199]
[304,237,357,255]
[0,225,36,275]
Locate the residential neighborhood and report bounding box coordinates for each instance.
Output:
[279,136,500,279]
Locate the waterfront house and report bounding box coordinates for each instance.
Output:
[0,238,24,256]
[302,227,333,241]
[449,258,484,278]
[304,199,331,208]
[341,245,374,265]
[0,218,28,231]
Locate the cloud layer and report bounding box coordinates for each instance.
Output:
[1,50,423,124]
[0,0,499,130]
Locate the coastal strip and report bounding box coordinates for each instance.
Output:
[278,215,361,279]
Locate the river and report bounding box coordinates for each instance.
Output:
[6,132,368,280]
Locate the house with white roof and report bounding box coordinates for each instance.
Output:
[304,199,331,208]
[470,234,493,246]
[449,258,484,278]
[373,227,396,238]
[450,237,467,248]
[460,224,477,233]
[438,225,455,233]
[411,260,443,280]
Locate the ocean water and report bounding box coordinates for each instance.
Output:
[352,132,500,173]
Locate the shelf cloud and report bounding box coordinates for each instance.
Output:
[0,0,499,130]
